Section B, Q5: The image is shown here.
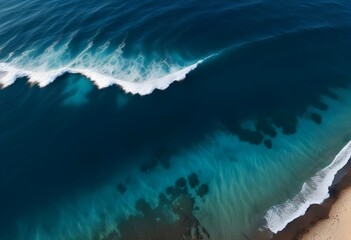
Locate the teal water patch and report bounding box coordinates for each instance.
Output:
[62,75,94,106]
[115,92,131,110]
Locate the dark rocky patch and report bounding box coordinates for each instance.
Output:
[256,118,277,138]
[237,128,264,145]
[104,175,210,240]
[176,177,187,188]
[175,180,188,196]
[116,183,126,194]
[158,193,170,206]
[310,113,322,125]
[264,139,273,149]
[196,184,209,198]
[165,186,177,200]
[188,173,200,188]
[272,112,297,135]
[135,199,153,216]
[311,100,328,111]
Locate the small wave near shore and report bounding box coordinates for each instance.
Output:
[265,140,351,234]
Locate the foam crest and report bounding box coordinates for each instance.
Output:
[265,140,351,234]
[76,61,202,94]
[0,40,207,95]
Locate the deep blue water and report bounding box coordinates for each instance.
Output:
[1,0,351,239]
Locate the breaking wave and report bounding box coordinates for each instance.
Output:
[0,40,209,95]
[265,140,351,234]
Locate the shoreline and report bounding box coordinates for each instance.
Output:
[298,186,351,240]
[272,158,351,240]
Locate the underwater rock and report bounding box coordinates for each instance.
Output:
[264,139,273,149]
[312,100,328,111]
[310,113,322,124]
[158,193,170,206]
[188,173,200,188]
[273,112,297,135]
[176,177,187,188]
[237,128,264,145]
[175,178,188,196]
[166,186,175,195]
[172,195,195,216]
[166,186,176,195]
[116,183,126,194]
[196,184,209,198]
[256,118,277,138]
[107,176,210,240]
[135,199,152,216]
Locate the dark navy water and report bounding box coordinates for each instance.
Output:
[1,1,351,239]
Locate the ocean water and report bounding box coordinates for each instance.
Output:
[1,0,351,239]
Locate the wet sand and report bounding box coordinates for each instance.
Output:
[272,160,351,240]
[298,187,351,240]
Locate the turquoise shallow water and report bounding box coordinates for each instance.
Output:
[1,0,351,240]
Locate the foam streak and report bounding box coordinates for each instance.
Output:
[0,61,202,95]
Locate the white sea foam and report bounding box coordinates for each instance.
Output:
[265,140,351,234]
[0,62,202,95]
[0,41,208,95]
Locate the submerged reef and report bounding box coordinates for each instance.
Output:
[310,113,322,125]
[188,173,200,189]
[264,139,273,149]
[103,173,209,240]
[223,89,337,150]
[116,183,127,195]
[196,184,209,198]
[255,118,277,138]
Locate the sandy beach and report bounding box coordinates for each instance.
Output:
[298,187,351,240]
[272,161,351,240]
